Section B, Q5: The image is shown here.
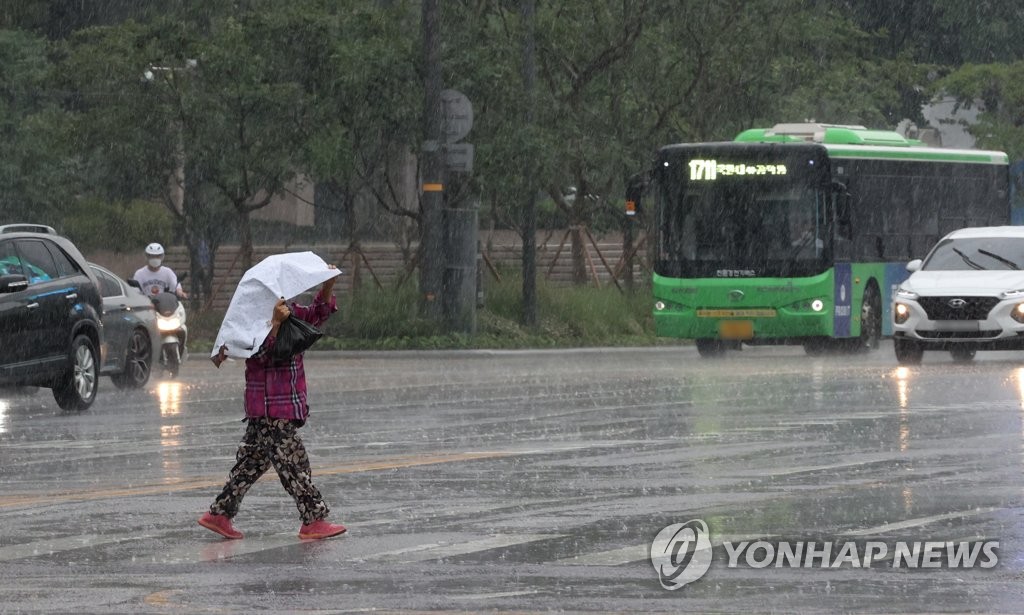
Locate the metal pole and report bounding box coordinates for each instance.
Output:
[419,0,445,323]
[521,0,538,326]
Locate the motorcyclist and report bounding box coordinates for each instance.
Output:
[133,243,188,300]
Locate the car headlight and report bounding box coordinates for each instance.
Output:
[894,302,911,324]
[1012,303,1024,324]
[895,286,918,300]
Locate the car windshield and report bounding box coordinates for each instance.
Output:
[922,237,1024,271]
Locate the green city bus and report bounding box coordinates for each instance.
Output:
[633,123,1013,357]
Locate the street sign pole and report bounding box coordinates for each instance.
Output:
[419,0,445,323]
[440,88,477,334]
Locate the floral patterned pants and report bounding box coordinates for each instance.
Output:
[209,417,330,524]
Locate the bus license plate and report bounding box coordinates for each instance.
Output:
[719,320,753,340]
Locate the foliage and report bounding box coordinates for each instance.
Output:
[0,29,78,224]
[63,198,175,253]
[7,2,1024,336]
[308,272,655,351]
[933,62,1024,160]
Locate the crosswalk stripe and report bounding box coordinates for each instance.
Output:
[556,533,773,566]
[0,534,156,562]
[841,507,1003,536]
[156,534,300,563]
[361,534,562,563]
[0,451,514,509]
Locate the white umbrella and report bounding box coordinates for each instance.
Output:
[211,251,340,360]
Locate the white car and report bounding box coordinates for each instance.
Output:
[892,226,1024,364]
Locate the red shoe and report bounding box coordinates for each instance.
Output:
[198,512,243,539]
[299,519,347,540]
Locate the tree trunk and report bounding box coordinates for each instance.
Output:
[570,225,587,285]
[238,210,253,272]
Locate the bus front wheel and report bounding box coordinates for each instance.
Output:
[696,339,727,358]
[856,284,882,352]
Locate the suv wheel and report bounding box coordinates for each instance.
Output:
[53,335,98,411]
[894,338,924,365]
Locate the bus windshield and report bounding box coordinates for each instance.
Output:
[653,146,832,278]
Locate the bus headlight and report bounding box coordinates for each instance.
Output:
[786,298,826,313]
[1012,303,1024,324]
[894,303,910,324]
[654,301,666,311]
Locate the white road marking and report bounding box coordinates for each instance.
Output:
[557,534,773,566]
[0,534,156,562]
[156,533,303,563]
[362,533,562,563]
[841,507,1003,537]
[450,590,542,600]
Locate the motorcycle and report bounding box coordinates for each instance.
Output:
[152,290,188,378]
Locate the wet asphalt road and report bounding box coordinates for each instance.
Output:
[1,343,1024,613]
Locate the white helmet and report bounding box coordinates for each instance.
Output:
[145,243,165,258]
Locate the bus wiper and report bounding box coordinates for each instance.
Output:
[977,248,1019,270]
[780,234,814,276]
[952,247,985,270]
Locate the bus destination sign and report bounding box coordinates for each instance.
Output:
[689,159,788,181]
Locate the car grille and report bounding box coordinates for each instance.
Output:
[916,296,1000,321]
[915,329,1002,339]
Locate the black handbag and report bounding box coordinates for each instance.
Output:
[270,316,324,362]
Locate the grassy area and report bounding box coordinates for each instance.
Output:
[188,274,671,352]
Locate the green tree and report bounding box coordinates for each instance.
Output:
[0,29,79,227]
[934,62,1024,160]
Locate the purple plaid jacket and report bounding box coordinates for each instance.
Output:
[244,292,337,421]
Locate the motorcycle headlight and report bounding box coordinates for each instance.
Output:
[158,317,181,331]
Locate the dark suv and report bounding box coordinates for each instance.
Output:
[0,224,103,410]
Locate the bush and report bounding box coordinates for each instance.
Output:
[188,274,660,353]
[64,198,175,252]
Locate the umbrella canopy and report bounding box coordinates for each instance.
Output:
[211,251,340,359]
